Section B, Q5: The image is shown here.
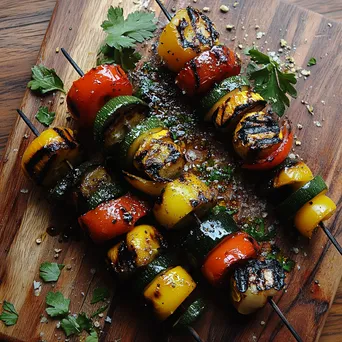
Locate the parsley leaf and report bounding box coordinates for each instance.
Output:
[91,287,110,304]
[86,331,99,342]
[102,7,156,50]
[28,64,65,94]
[243,217,276,242]
[97,7,156,71]
[0,301,19,326]
[45,291,70,317]
[61,313,92,337]
[97,45,141,71]
[39,262,64,282]
[35,106,56,127]
[307,57,317,66]
[246,48,297,116]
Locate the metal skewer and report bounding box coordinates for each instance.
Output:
[320,222,342,255]
[17,109,39,137]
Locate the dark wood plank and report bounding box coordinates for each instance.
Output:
[0,1,341,341]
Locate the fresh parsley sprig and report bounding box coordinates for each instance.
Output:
[91,287,110,304]
[246,48,297,116]
[35,106,56,127]
[97,6,157,71]
[39,262,64,282]
[45,291,70,317]
[28,64,65,94]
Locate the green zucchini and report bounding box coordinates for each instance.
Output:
[199,75,250,116]
[276,175,328,219]
[132,253,178,295]
[174,298,206,328]
[179,207,239,262]
[87,182,126,210]
[49,161,99,201]
[93,96,148,148]
[117,116,164,165]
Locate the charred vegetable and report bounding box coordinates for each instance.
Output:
[153,173,216,229]
[231,259,285,315]
[133,129,185,182]
[67,64,133,129]
[107,225,165,276]
[175,45,241,95]
[233,112,283,162]
[158,7,219,72]
[21,127,81,186]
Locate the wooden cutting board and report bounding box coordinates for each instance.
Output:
[0,0,341,341]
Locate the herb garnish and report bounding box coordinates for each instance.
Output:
[45,291,70,317]
[243,217,276,242]
[267,246,295,272]
[0,301,19,326]
[39,262,64,282]
[35,106,56,127]
[91,287,110,304]
[28,64,65,94]
[61,313,92,336]
[97,7,157,71]
[91,304,109,318]
[246,47,297,116]
[85,331,99,342]
[307,57,317,66]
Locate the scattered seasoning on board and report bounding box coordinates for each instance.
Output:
[220,5,229,13]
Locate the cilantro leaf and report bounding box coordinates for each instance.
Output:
[45,291,70,317]
[307,57,316,66]
[28,64,65,94]
[267,247,295,272]
[91,304,109,318]
[61,313,93,337]
[102,7,156,50]
[86,331,99,342]
[243,218,276,242]
[246,48,297,116]
[39,262,64,282]
[35,106,56,127]
[0,301,18,326]
[91,287,110,304]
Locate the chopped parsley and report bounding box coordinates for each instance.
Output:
[91,287,110,304]
[39,262,64,282]
[267,247,295,272]
[61,313,93,337]
[0,301,18,326]
[246,47,297,116]
[85,331,99,342]
[243,217,276,242]
[45,291,70,317]
[91,304,109,318]
[97,7,157,71]
[28,64,65,94]
[307,57,317,66]
[35,106,56,127]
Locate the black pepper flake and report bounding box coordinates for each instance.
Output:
[112,219,117,224]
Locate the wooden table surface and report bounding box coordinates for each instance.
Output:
[0,0,341,341]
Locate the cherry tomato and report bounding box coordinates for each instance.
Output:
[202,232,260,286]
[243,120,293,171]
[175,45,241,96]
[78,193,150,243]
[67,64,133,129]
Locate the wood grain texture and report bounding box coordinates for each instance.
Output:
[0,0,341,341]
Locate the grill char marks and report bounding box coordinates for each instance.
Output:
[234,259,286,294]
[176,7,219,52]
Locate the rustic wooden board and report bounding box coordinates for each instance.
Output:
[0,0,341,341]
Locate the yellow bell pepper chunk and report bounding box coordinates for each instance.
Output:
[153,173,215,229]
[126,225,162,267]
[21,127,80,186]
[144,266,196,321]
[274,161,313,189]
[294,194,336,238]
[158,8,219,72]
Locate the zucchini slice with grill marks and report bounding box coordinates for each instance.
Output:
[94,96,149,150]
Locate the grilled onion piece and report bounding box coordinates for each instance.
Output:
[231,259,285,315]
[21,127,80,186]
[133,129,185,182]
[158,7,219,72]
[233,112,283,162]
